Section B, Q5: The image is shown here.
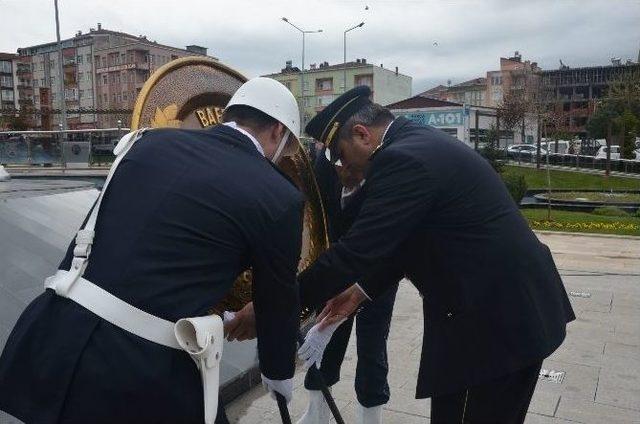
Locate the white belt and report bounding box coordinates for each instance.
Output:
[44,128,223,424]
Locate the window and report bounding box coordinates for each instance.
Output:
[316,78,333,91]
[1,89,14,101]
[51,76,55,85]
[354,74,373,88]
[112,93,116,102]
[116,93,121,102]
[51,93,57,101]
[79,90,83,99]
[103,74,108,85]
[78,72,83,82]
[0,75,12,87]
[303,97,311,107]
[77,55,83,64]
[87,54,92,63]
[122,92,127,101]
[0,61,11,73]
[317,95,333,106]
[103,93,107,103]
[121,53,126,64]
[40,78,45,86]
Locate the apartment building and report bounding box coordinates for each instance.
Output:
[540,60,640,137]
[14,24,213,129]
[265,58,412,127]
[0,53,17,111]
[421,52,541,109]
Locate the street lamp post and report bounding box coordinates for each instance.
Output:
[343,22,364,93]
[54,0,67,133]
[281,18,322,131]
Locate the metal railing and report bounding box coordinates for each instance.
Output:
[506,150,640,175]
[0,128,128,167]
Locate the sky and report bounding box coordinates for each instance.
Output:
[1,0,639,94]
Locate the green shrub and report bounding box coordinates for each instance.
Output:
[634,208,640,218]
[502,174,528,204]
[591,206,630,217]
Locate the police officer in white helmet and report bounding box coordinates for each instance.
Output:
[0,77,303,424]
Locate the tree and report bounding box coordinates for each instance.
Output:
[498,91,528,140]
[587,70,640,161]
[616,110,639,159]
[0,108,30,131]
[480,125,503,173]
[543,103,572,153]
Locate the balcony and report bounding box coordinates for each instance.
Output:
[16,64,31,74]
[95,61,149,73]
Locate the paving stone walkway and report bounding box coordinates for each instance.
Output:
[1,232,638,423]
[226,232,640,423]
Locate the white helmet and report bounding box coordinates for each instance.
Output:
[226,77,300,137]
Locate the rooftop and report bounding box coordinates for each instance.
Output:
[385,94,462,109]
[16,25,216,59]
[266,59,410,78]
[448,77,487,90]
[540,62,640,75]
[0,52,18,61]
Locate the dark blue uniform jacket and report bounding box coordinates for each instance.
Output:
[0,125,303,423]
[299,118,575,399]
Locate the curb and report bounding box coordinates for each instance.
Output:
[534,230,640,240]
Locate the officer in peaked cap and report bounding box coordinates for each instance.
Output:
[297,86,575,423]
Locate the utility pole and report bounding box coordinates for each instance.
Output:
[282,18,323,132]
[54,0,67,133]
[343,22,365,93]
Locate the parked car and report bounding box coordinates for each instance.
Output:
[540,140,571,154]
[595,145,621,160]
[507,144,547,160]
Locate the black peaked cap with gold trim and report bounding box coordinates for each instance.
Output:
[305,85,373,150]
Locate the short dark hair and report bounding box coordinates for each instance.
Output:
[222,105,279,132]
[337,102,394,141]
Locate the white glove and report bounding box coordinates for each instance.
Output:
[298,318,347,370]
[261,374,293,404]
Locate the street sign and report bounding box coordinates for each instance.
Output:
[397,108,464,127]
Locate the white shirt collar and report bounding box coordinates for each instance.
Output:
[223,121,265,157]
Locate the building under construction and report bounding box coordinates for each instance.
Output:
[540,60,640,138]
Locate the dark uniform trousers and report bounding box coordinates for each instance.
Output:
[431,360,543,424]
[303,151,400,407]
[299,118,575,424]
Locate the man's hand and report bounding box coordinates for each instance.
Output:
[261,375,294,404]
[298,317,346,369]
[224,302,256,341]
[316,284,367,330]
